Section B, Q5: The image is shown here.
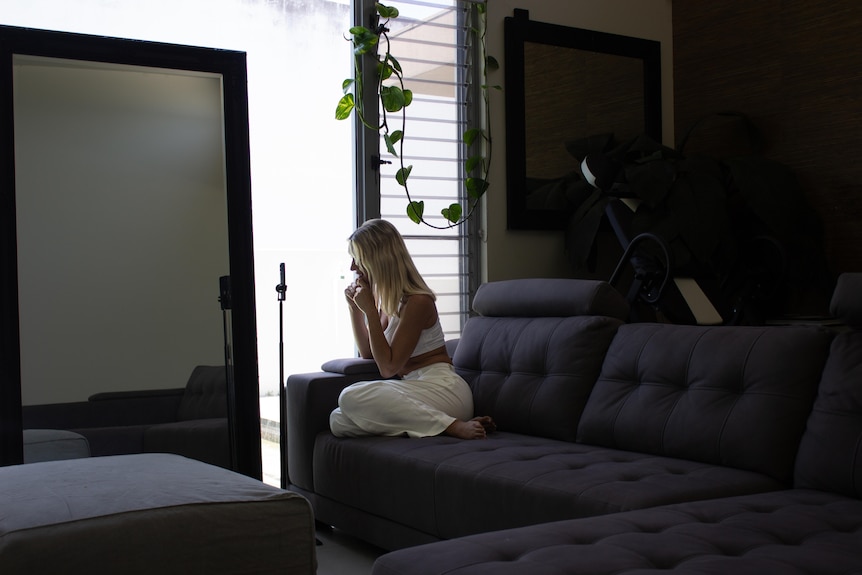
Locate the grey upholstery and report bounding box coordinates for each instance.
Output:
[578,323,833,483]
[455,279,628,441]
[369,273,862,574]
[0,454,316,575]
[22,429,90,463]
[372,490,862,575]
[795,272,862,497]
[176,365,228,420]
[22,366,231,468]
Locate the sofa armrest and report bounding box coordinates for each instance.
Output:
[286,363,381,492]
[320,357,380,375]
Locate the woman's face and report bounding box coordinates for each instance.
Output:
[350,258,368,282]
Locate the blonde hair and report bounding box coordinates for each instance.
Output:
[348,219,435,317]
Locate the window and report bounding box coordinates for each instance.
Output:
[353,0,483,338]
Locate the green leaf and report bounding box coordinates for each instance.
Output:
[396,165,413,187]
[403,89,413,107]
[388,54,402,74]
[465,155,483,173]
[465,177,489,199]
[376,3,399,19]
[463,128,482,146]
[381,85,405,113]
[442,203,462,223]
[407,200,424,224]
[350,27,378,55]
[390,130,403,145]
[335,93,355,120]
[378,61,393,81]
[341,78,355,93]
[486,55,499,71]
[383,133,398,157]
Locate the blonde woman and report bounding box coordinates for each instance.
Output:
[330,219,494,439]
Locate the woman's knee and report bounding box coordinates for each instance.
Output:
[338,380,388,412]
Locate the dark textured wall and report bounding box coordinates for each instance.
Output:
[673,1,862,311]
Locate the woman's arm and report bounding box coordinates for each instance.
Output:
[345,281,373,358]
[359,294,435,378]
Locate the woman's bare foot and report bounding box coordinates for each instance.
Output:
[444,419,487,439]
[471,416,496,434]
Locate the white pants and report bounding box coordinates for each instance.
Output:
[329,362,474,438]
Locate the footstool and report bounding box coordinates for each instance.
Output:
[23,429,91,463]
[0,453,316,574]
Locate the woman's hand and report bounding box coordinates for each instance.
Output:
[344,281,360,309]
[351,277,377,316]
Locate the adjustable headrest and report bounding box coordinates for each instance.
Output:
[830,273,862,327]
[472,278,629,320]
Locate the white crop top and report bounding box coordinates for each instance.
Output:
[383,315,446,357]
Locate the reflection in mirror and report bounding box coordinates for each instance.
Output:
[14,55,229,403]
[0,26,261,478]
[504,10,661,230]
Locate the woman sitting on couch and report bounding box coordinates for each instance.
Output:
[329,218,494,440]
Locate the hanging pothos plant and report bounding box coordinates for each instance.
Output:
[335,2,497,228]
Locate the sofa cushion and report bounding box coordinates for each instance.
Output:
[371,489,862,575]
[453,279,627,442]
[314,431,784,543]
[177,365,228,421]
[469,278,629,320]
[578,323,834,484]
[795,328,862,497]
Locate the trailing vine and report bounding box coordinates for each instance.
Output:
[335,1,497,228]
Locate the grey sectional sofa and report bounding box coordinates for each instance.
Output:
[286,274,856,571]
[372,273,862,574]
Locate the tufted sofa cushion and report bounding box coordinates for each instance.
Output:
[453,279,628,441]
[578,323,834,484]
[371,489,862,575]
[176,365,228,421]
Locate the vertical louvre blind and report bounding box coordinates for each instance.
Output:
[373,0,482,339]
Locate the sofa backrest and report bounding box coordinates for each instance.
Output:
[177,365,228,421]
[577,322,834,484]
[795,273,862,497]
[453,278,628,442]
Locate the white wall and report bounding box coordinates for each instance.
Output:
[14,56,229,405]
[482,0,674,281]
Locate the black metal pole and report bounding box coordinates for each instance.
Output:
[276,264,287,489]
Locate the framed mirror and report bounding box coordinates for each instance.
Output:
[504,9,662,230]
[0,25,261,478]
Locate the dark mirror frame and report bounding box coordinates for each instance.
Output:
[504,9,662,230]
[0,25,261,479]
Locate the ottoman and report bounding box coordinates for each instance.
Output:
[22,429,91,463]
[0,453,316,574]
